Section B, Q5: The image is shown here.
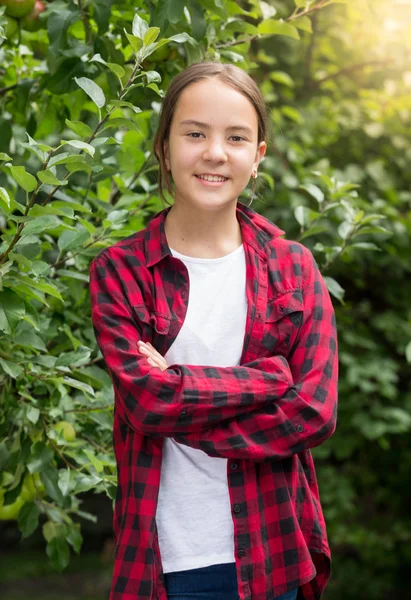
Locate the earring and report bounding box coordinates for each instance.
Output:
[252,169,258,179]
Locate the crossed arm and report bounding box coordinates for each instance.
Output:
[90,248,338,461]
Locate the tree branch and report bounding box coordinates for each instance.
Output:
[311,59,395,88]
[77,0,93,46]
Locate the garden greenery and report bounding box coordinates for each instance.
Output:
[0,1,410,597]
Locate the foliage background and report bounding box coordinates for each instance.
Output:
[0,0,410,598]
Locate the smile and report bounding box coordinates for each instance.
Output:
[195,174,229,183]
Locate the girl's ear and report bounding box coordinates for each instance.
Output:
[164,140,171,171]
[253,141,267,172]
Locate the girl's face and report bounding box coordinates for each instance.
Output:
[164,78,266,212]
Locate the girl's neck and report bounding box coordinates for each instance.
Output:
[164,202,243,259]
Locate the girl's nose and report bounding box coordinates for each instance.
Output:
[202,139,228,162]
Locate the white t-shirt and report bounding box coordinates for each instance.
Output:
[156,243,248,573]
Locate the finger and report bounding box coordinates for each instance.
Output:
[148,358,161,369]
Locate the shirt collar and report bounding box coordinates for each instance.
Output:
[144,202,285,268]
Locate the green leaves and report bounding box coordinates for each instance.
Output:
[0,290,25,334]
[132,13,149,39]
[324,276,345,303]
[9,166,37,192]
[18,502,40,539]
[258,19,300,39]
[46,536,70,571]
[74,77,105,109]
[65,120,93,138]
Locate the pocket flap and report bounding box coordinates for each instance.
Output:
[266,290,304,322]
[133,306,171,335]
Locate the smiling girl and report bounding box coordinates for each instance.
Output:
[90,62,338,600]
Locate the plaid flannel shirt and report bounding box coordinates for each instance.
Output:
[89,202,338,600]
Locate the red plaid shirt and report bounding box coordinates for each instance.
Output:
[89,202,338,600]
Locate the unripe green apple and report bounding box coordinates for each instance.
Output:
[21,0,46,32]
[3,14,18,37]
[53,420,76,442]
[0,0,36,19]
[0,490,25,520]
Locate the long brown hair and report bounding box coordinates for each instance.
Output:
[153,61,267,205]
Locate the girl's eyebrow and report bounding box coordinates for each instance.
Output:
[179,119,253,136]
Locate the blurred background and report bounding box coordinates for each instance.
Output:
[0,1,410,599]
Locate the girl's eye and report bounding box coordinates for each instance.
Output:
[230,136,245,142]
[187,132,204,138]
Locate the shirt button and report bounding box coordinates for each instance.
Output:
[181,410,187,417]
[233,504,241,514]
[230,463,238,470]
[237,549,245,558]
[296,424,303,433]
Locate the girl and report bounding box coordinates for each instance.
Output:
[90,61,338,600]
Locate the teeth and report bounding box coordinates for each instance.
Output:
[197,175,227,182]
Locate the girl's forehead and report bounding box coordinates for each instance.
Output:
[173,78,259,128]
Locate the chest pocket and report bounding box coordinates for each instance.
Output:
[133,305,172,356]
[262,290,304,357]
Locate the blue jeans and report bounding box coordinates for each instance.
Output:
[164,562,298,600]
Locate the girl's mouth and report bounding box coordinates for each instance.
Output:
[195,174,229,186]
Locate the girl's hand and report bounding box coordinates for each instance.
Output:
[137,341,169,371]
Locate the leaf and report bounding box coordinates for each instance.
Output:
[27,442,54,474]
[324,276,345,303]
[62,376,95,396]
[294,205,308,227]
[66,524,83,554]
[353,226,390,237]
[26,406,41,425]
[58,229,90,252]
[293,16,312,32]
[9,166,37,192]
[110,100,142,114]
[62,140,95,157]
[0,187,11,208]
[258,19,300,39]
[41,465,65,504]
[83,449,104,473]
[0,289,25,334]
[144,70,161,84]
[0,152,12,161]
[74,77,105,109]
[55,347,91,368]
[350,242,381,251]
[300,226,329,240]
[0,358,24,379]
[124,30,144,53]
[144,27,160,46]
[107,62,125,78]
[281,106,303,123]
[46,536,70,571]
[405,342,411,364]
[132,13,149,39]
[338,221,353,240]
[37,170,68,186]
[18,502,40,539]
[65,119,93,138]
[58,468,72,497]
[300,183,324,204]
[270,71,294,87]
[20,215,61,238]
[90,54,125,79]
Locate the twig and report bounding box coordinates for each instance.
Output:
[0,83,18,96]
[312,59,395,88]
[216,0,331,49]
[78,0,93,46]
